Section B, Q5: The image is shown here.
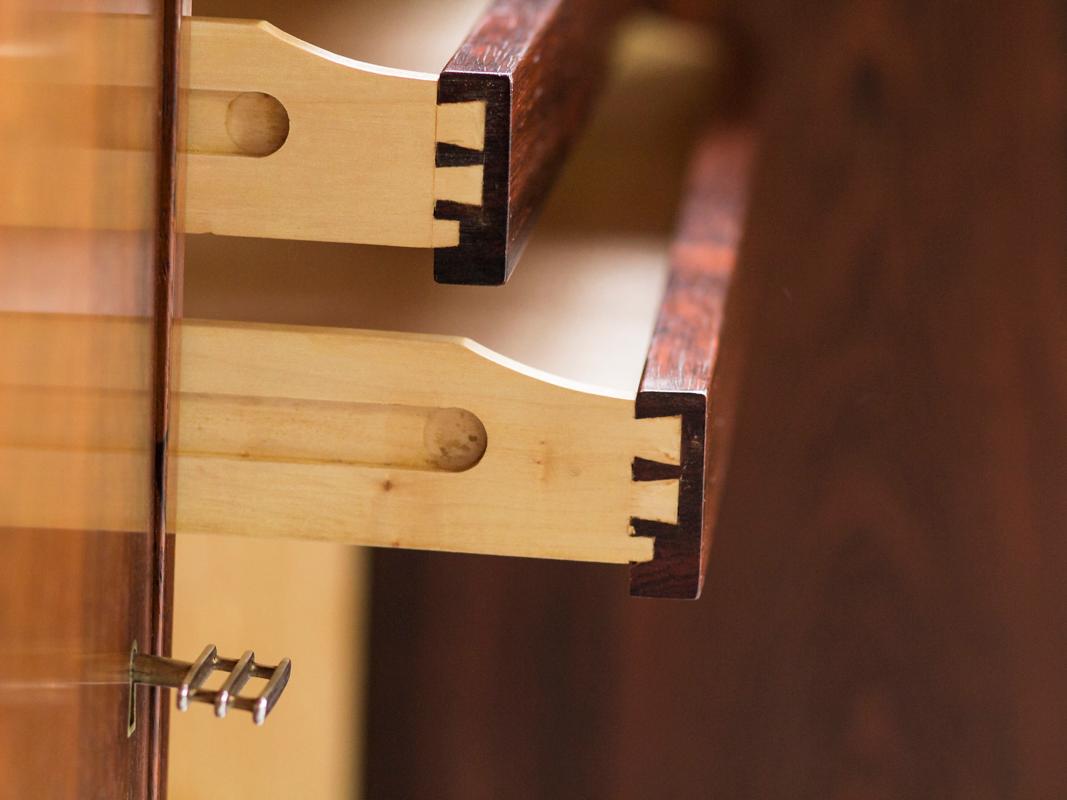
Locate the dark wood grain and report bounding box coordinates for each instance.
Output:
[630,126,753,599]
[434,0,627,284]
[367,0,1067,796]
[363,124,754,796]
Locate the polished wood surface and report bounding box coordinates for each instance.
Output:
[630,125,753,598]
[369,1,1067,796]
[674,1,1067,794]
[0,3,180,798]
[178,0,630,284]
[436,0,629,284]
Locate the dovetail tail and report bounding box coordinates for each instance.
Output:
[631,478,680,526]
[435,99,487,151]
[434,165,484,207]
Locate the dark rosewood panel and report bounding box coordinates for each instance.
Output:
[435,0,627,284]
[630,126,753,598]
[368,0,1067,797]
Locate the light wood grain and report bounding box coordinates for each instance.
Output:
[0,14,487,248]
[0,313,152,535]
[0,313,680,564]
[169,537,366,800]
[176,320,678,564]
[182,395,488,472]
[184,17,484,248]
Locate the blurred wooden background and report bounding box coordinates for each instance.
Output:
[369,2,1067,799]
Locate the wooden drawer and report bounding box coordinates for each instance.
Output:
[180,0,634,284]
[176,4,740,600]
[169,11,739,790]
[0,6,738,607]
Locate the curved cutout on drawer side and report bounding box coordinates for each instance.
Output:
[182,17,449,248]
[173,319,681,566]
[629,125,756,600]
